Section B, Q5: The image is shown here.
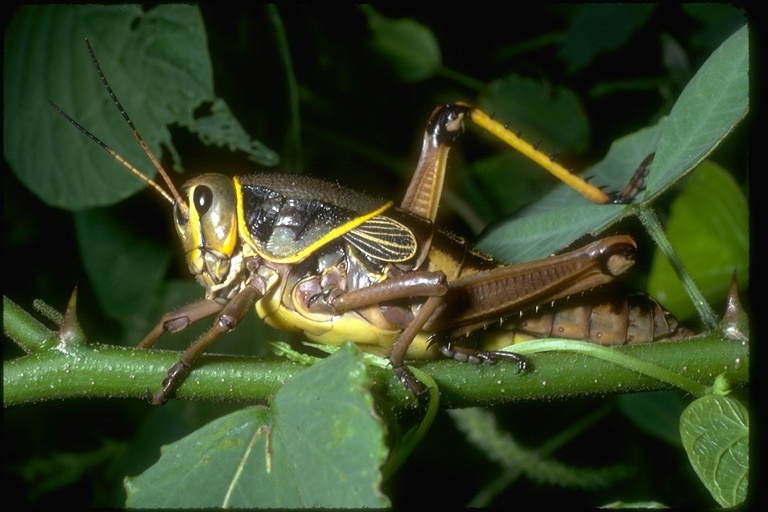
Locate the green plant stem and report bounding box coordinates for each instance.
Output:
[457,405,617,507]
[637,206,719,328]
[381,367,439,479]
[436,65,485,91]
[511,339,707,396]
[4,296,748,408]
[4,296,58,353]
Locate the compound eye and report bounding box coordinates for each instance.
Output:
[193,185,214,216]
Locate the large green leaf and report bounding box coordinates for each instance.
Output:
[4,5,277,210]
[125,345,389,508]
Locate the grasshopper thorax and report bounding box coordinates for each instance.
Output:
[174,173,240,291]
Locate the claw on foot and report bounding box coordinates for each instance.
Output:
[440,343,530,373]
[393,365,431,406]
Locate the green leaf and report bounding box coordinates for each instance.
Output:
[683,5,747,50]
[648,24,748,199]
[560,4,655,72]
[3,6,751,509]
[125,344,389,508]
[4,5,277,210]
[647,161,749,321]
[468,152,558,221]
[479,203,626,264]
[680,394,748,507]
[364,6,441,82]
[618,392,685,447]
[73,208,172,324]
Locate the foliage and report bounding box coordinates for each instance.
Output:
[4,4,748,508]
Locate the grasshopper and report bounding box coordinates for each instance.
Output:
[52,40,687,404]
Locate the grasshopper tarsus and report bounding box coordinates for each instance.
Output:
[144,389,160,405]
[145,388,168,406]
[393,366,431,406]
[488,351,529,373]
[609,194,633,205]
[439,343,530,372]
[611,152,655,204]
[148,360,190,405]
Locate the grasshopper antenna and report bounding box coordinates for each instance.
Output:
[48,101,176,206]
[50,38,189,218]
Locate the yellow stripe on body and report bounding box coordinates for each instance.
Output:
[233,176,393,263]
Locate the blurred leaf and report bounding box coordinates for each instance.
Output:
[618,392,685,447]
[478,75,590,153]
[73,208,172,326]
[560,4,655,72]
[4,6,750,509]
[18,439,128,502]
[683,4,747,50]
[364,6,441,82]
[660,34,691,89]
[451,408,626,491]
[469,152,557,221]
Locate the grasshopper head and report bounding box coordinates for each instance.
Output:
[174,173,239,290]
